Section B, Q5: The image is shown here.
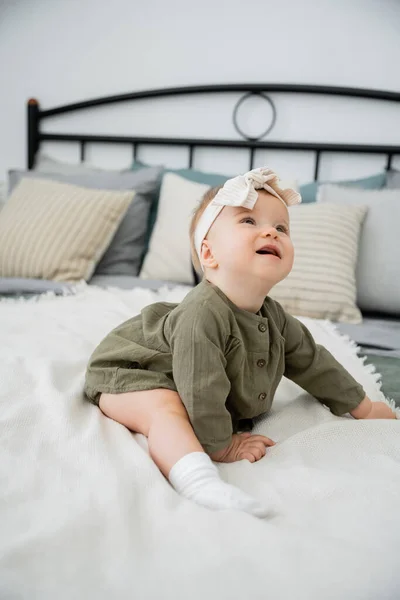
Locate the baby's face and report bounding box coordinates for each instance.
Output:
[205,190,294,285]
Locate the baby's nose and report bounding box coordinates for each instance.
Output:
[262,226,278,238]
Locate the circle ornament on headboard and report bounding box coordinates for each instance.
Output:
[232,92,277,141]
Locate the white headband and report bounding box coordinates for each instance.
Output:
[194,166,302,265]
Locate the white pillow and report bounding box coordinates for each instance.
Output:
[317,185,400,315]
[140,173,210,284]
[270,203,368,323]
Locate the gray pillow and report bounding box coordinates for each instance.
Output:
[8,166,163,277]
[385,169,400,189]
[317,185,400,315]
[34,154,121,175]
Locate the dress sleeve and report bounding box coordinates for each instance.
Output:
[279,308,365,416]
[168,306,233,454]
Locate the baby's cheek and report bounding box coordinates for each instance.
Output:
[285,243,295,269]
[224,241,243,257]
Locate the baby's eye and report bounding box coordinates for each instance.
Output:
[276,224,288,234]
[240,217,256,225]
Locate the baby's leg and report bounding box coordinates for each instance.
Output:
[100,389,202,475]
[99,390,269,517]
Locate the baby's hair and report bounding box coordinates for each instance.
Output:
[189,184,224,275]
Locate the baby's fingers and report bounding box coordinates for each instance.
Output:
[248,434,276,447]
[245,444,266,460]
[239,452,257,463]
[238,442,268,462]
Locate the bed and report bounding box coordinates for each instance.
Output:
[1,84,400,599]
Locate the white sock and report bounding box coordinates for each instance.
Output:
[168,452,270,518]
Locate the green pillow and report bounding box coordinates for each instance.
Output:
[132,161,228,185]
[170,168,229,187]
[299,172,386,203]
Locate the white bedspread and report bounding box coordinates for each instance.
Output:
[1,285,399,600]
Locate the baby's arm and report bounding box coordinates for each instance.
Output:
[350,395,396,419]
[278,306,396,418]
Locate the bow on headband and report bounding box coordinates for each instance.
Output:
[194,167,301,263]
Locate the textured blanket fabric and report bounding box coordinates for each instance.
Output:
[1,285,399,600]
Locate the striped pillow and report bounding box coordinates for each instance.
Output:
[0,178,133,282]
[269,203,367,323]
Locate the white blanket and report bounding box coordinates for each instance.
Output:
[1,285,399,600]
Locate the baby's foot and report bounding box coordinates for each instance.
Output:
[184,478,270,517]
[168,452,269,518]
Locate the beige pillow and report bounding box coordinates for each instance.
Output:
[0,178,133,282]
[269,203,368,323]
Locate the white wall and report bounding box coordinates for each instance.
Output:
[1,0,400,184]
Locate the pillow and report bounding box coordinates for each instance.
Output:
[140,173,210,284]
[269,203,368,324]
[34,154,124,175]
[8,166,163,277]
[132,160,229,186]
[299,172,385,204]
[317,185,400,315]
[0,178,133,282]
[385,169,400,189]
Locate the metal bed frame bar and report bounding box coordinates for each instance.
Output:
[27,84,400,179]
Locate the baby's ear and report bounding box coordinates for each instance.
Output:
[200,240,218,269]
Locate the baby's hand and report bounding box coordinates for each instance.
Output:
[210,433,276,464]
[350,395,397,420]
[363,401,397,420]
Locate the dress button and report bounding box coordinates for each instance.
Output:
[258,323,267,333]
[257,359,266,368]
[258,392,267,401]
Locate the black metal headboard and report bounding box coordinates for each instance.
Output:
[27,83,400,179]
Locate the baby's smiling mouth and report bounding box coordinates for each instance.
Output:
[256,244,281,259]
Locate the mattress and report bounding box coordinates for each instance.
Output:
[1,283,399,599]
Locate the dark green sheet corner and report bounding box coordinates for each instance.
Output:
[362,353,400,408]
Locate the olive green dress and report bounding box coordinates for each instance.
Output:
[85,280,365,454]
